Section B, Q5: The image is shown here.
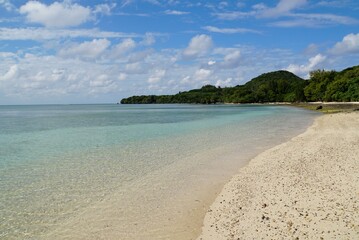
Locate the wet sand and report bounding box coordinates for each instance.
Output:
[198,112,359,239]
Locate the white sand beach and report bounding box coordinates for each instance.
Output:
[198,112,359,239]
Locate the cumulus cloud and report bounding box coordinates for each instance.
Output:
[194,68,212,81]
[0,54,125,98]
[148,69,166,83]
[112,38,136,57]
[118,73,127,81]
[180,75,191,84]
[89,74,118,94]
[215,77,232,87]
[287,54,327,77]
[19,1,91,28]
[59,38,110,59]
[90,74,113,87]
[125,62,147,74]
[140,32,156,46]
[128,49,153,63]
[208,60,216,66]
[330,33,359,55]
[0,65,18,81]
[221,50,241,69]
[183,34,213,59]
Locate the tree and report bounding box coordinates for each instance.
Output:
[304,70,336,101]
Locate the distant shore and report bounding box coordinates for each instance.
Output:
[198,112,359,239]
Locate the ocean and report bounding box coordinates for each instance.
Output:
[0,104,318,239]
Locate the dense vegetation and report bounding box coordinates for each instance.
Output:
[120,66,359,104]
[304,66,359,102]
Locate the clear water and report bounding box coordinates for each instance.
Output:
[0,104,319,239]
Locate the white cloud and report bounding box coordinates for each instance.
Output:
[0,53,126,101]
[208,60,216,66]
[287,54,327,77]
[213,11,254,20]
[125,62,147,74]
[183,34,213,59]
[213,0,357,28]
[93,3,116,15]
[252,3,267,11]
[203,26,260,34]
[272,13,358,27]
[316,0,349,8]
[121,0,133,8]
[0,65,18,81]
[148,69,166,83]
[214,0,307,20]
[330,33,359,55]
[260,0,307,18]
[112,38,136,57]
[128,49,153,63]
[140,32,156,46]
[294,13,357,25]
[0,52,17,58]
[31,71,48,82]
[89,74,118,94]
[304,43,319,55]
[145,0,161,6]
[215,77,232,87]
[164,10,189,15]
[19,1,91,28]
[180,75,191,84]
[221,50,241,69]
[0,27,139,40]
[0,0,15,11]
[194,68,211,81]
[90,74,113,87]
[118,73,127,81]
[59,39,110,59]
[50,69,65,82]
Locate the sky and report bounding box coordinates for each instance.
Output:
[0,0,359,104]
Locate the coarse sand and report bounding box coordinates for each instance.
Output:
[198,112,359,239]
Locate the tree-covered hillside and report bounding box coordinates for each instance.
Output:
[120,66,359,104]
[304,66,359,102]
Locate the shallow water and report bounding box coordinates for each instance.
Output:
[0,104,319,239]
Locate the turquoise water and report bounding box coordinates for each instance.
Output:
[0,104,319,239]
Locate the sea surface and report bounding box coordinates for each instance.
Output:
[0,104,319,239]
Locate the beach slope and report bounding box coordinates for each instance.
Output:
[198,112,359,239]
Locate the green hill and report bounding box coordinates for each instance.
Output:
[240,70,306,102]
[120,66,359,104]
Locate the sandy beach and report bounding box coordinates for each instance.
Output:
[198,112,359,239]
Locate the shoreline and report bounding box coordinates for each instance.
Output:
[197,112,359,239]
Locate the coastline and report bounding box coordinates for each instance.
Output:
[198,112,359,239]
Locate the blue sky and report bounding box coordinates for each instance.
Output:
[0,0,359,104]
